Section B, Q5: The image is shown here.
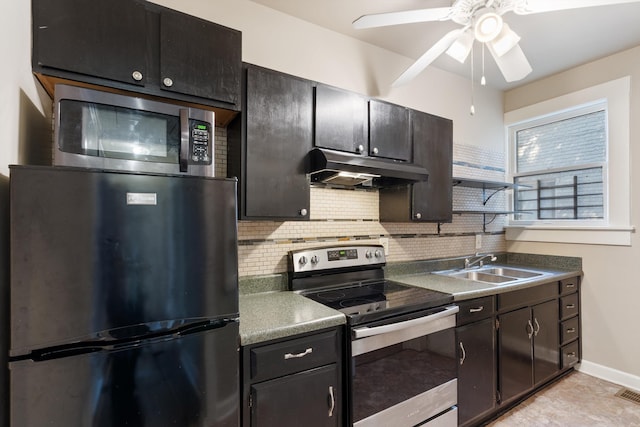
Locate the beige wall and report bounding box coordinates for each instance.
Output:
[505,46,640,388]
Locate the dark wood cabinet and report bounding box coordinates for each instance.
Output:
[242,328,343,427]
[314,84,368,155]
[498,289,560,403]
[456,296,496,427]
[228,64,312,220]
[32,0,241,111]
[379,109,453,222]
[368,99,411,161]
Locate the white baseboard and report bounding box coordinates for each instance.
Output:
[577,360,640,391]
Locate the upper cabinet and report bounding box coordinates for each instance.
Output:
[368,99,411,161]
[228,65,312,220]
[379,110,453,222]
[314,84,368,155]
[32,0,241,113]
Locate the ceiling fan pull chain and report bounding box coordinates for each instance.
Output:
[481,43,487,86]
[470,44,475,116]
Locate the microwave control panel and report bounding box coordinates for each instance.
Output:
[190,121,212,164]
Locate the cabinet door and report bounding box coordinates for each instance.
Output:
[243,66,312,219]
[368,100,410,161]
[314,85,368,154]
[411,110,453,222]
[498,307,533,402]
[159,9,241,105]
[532,300,560,385]
[250,365,340,427]
[457,318,496,427]
[33,0,147,86]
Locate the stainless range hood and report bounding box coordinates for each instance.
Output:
[309,148,429,187]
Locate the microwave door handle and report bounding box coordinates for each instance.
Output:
[179,109,190,173]
[352,305,459,339]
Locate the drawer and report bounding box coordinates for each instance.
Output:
[560,316,580,345]
[250,329,339,383]
[457,296,495,326]
[561,340,580,369]
[560,293,579,320]
[498,282,557,312]
[559,277,580,296]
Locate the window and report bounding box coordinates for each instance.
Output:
[511,104,606,223]
[504,76,632,246]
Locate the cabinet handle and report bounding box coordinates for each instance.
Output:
[566,304,576,309]
[459,342,466,366]
[566,283,576,289]
[567,352,577,358]
[163,77,174,87]
[566,327,576,334]
[299,208,308,216]
[284,347,313,360]
[527,320,534,339]
[469,306,484,313]
[357,144,364,153]
[415,213,422,219]
[533,318,541,337]
[372,147,379,154]
[328,386,335,417]
[131,70,143,81]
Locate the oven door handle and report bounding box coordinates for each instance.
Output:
[352,305,459,339]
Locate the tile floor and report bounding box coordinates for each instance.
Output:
[486,371,640,426]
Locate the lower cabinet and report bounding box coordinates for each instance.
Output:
[457,276,581,426]
[456,296,497,427]
[242,328,343,427]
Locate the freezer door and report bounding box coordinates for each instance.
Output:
[10,165,238,355]
[10,322,239,427]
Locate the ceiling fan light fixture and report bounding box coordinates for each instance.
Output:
[474,11,503,43]
[445,30,475,63]
[490,23,521,57]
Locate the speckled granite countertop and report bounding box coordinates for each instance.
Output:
[239,291,345,346]
[238,253,583,345]
[388,264,582,301]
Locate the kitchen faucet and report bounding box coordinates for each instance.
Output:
[464,253,497,269]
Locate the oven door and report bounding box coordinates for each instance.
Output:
[350,305,459,427]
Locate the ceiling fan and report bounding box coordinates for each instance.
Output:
[353,0,640,87]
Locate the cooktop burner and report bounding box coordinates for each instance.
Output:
[301,279,452,323]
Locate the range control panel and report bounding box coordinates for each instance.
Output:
[290,245,386,274]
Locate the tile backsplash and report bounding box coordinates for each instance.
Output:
[215,126,508,278]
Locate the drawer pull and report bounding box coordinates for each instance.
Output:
[469,306,484,313]
[566,283,576,288]
[566,327,577,333]
[566,304,576,309]
[567,351,577,358]
[328,386,335,417]
[284,347,313,360]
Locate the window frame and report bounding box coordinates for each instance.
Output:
[509,101,609,227]
[504,77,633,246]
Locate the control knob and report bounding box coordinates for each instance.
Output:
[374,249,383,258]
[310,255,319,265]
[298,255,308,266]
[365,250,373,259]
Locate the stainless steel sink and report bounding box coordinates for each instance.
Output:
[434,265,548,285]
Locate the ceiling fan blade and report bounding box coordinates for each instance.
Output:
[515,0,640,15]
[487,41,533,82]
[392,29,464,87]
[353,7,452,29]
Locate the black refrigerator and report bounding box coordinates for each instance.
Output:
[8,165,240,427]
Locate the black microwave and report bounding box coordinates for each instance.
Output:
[53,84,215,177]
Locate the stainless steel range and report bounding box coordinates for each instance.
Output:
[289,245,459,427]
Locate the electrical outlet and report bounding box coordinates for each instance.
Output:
[475,234,482,250]
[379,237,389,255]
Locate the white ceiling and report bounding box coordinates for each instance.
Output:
[249,0,640,90]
